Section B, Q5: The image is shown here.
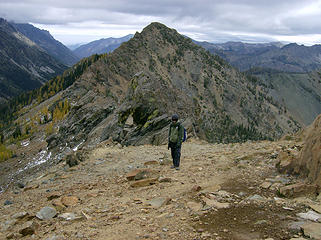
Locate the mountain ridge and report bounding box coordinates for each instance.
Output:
[0,18,67,103]
[12,22,80,66]
[73,34,133,59]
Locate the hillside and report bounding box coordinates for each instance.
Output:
[13,22,80,66]
[245,69,321,125]
[195,41,321,126]
[0,18,67,102]
[73,34,133,59]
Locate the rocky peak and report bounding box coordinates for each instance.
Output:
[40,22,300,154]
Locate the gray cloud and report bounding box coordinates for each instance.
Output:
[1,0,321,45]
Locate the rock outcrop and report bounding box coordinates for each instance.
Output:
[291,114,321,187]
[278,114,321,189]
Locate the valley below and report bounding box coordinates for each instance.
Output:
[1,137,320,240]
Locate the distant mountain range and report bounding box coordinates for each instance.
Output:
[196,41,321,73]
[73,34,133,58]
[0,18,67,103]
[12,23,79,66]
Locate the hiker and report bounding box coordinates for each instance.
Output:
[168,114,184,170]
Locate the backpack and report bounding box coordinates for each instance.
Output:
[182,127,187,142]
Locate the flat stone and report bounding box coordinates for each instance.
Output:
[186,201,203,212]
[18,221,39,236]
[130,178,158,188]
[12,211,29,219]
[36,206,57,220]
[297,210,321,222]
[246,194,266,202]
[260,182,272,189]
[47,192,62,201]
[146,197,171,208]
[144,160,159,166]
[301,222,321,239]
[58,213,79,221]
[126,169,151,181]
[202,197,230,209]
[61,196,79,207]
[279,183,318,198]
[309,204,321,214]
[159,177,172,183]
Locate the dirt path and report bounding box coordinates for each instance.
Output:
[0,139,318,239]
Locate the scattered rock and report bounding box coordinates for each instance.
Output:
[186,201,203,212]
[146,197,171,208]
[260,182,272,189]
[52,199,66,211]
[297,210,321,222]
[276,151,296,173]
[61,196,79,207]
[4,200,13,206]
[47,192,62,201]
[159,177,172,183]
[16,182,25,189]
[301,222,321,239]
[18,221,39,236]
[36,206,57,220]
[130,178,158,188]
[46,235,64,240]
[1,219,17,232]
[246,194,266,202]
[126,168,153,181]
[6,233,22,239]
[58,212,80,221]
[309,204,321,214]
[12,211,29,220]
[279,183,318,198]
[202,197,230,209]
[65,153,79,167]
[191,185,202,192]
[144,160,159,166]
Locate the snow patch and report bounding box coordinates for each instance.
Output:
[73,140,85,151]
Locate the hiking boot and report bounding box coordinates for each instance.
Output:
[175,167,180,170]
[170,165,175,169]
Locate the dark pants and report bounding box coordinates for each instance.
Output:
[169,142,181,167]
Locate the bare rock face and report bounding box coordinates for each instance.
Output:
[293,114,321,188]
[279,114,321,190]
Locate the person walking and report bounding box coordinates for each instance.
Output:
[168,114,184,170]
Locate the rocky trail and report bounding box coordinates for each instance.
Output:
[1,138,321,240]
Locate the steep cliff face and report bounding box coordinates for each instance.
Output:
[45,22,299,153]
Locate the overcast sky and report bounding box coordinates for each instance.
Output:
[1,0,321,46]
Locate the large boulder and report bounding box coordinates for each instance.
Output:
[279,114,321,190]
[294,114,321,187]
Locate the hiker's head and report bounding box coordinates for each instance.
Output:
[171,114,179,122]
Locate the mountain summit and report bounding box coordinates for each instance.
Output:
[37,22,299,153]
